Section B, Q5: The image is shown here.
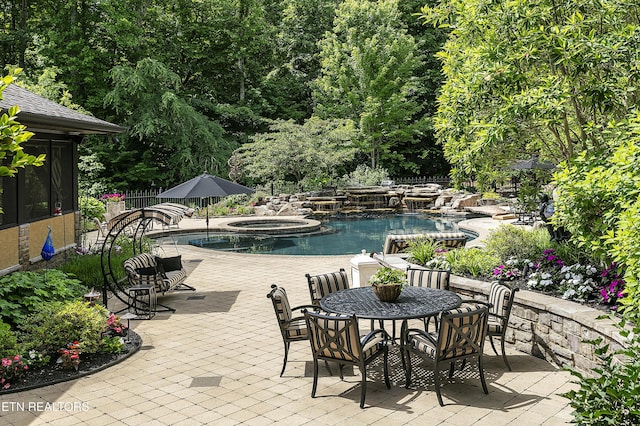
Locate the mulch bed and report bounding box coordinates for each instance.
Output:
[0,331,142,395]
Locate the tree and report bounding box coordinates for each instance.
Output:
[104,58,234,189]
[420,0,640,187]
[313,0,425,173]
[265,0,340,120]
[235,117,357,189]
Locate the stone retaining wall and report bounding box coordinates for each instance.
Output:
[450,275,625,372]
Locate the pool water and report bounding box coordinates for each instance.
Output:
[156,214,473,256]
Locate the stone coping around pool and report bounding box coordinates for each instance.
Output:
[451,274,626,373]
[145,215,323,238]
[215,216,322,235]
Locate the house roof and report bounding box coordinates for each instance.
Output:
[0,84,125,135]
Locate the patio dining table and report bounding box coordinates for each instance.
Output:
[320,286,462,371]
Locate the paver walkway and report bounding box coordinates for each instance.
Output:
[1,217,576,425]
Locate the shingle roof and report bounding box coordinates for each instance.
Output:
[0,84,125,135]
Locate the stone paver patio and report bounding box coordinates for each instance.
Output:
[0,218,577,425]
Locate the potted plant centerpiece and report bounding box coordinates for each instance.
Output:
[369,267,407,302]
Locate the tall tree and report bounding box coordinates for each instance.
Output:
[265,0,340,120]
[104,58,234,189]
[313,0,424,173]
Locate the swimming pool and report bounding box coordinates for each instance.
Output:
[155,214,475,256]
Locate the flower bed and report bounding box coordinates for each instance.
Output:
[0,331,141,394]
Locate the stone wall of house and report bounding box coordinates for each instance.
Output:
[451,275,626,372]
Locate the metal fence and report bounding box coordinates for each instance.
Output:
[120,188,206,210]
[392,176,451,186]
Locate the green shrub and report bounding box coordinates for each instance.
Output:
[0,270,87,328]
[445,248,499,278]
[0,320,18,358]
[99,335,125,354]
[562,316,640,425]
[406,238,443,266]
[19,300,110,354]
[80,196,106,221]
[549,240,593,267]
[340,164,389,187]
[484,224,550,263]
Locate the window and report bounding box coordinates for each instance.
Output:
[23,141,50,221]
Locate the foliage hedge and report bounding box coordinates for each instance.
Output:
[555,114,640,320]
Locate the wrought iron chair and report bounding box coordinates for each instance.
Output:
[486,281,520,371]
[303,310,390,408]
[92,217,109,247]
[306,268,350,306]
[404,302,490,406]
[405,267,452,332]
[267,284,316,376]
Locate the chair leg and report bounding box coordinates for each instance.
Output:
[323,360,333,376]
[434,363,444,406]
[489,335,499,356]
[400,320,408,372]
[311,359,319,398]
[448,361,455,378]
[500,337,512,371]
[280,341,290,377]
[383,346,391,389]
[404,350,412,388]
[338,363,344,380]
[359,362,368,409]
[478,355,489,394]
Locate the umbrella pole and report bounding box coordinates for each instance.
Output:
[206,197,210,239]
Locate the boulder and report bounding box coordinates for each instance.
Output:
[388,197,401,208]
[254,205,275,216]
[451,194,481,210]
[276,203,299,216]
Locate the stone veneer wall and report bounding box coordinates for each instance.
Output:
[450,275,626,372]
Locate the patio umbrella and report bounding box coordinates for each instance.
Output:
[510,155,555,170]
[156,172,254,236]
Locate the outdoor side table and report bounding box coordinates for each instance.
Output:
[127,285,157,319]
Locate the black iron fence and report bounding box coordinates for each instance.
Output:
[114,189,207,210]
[391,176,450,186]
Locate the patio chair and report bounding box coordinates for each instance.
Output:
[486,281,520,371]
[306,268,350,306]
[404,302,489,406]
[267,284,316,376]
[406,267,451,331]
[303,310,390,408]
[92,217,109,247]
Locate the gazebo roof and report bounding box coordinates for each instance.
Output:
[0,84,125,135]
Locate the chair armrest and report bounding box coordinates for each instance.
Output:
[362,328,390,345]
[404,327,437,346]
[460,299,493,309]
[292,304,318,313]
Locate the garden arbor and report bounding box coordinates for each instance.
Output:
[99,207,182,309]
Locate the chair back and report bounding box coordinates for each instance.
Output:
[406,267,450,290]
[306,268,349,305]
[436,304,488,361]
[304,311,363,362]
[488,281,518,322]
[267,285,293,325]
